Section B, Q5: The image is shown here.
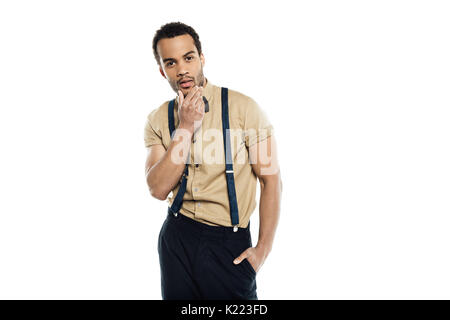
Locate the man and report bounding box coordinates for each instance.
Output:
[144,22,282,300]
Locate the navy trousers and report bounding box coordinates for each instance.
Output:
[158,210,258,300]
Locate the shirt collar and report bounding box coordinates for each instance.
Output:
[202,77,214,103]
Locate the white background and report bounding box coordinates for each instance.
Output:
[0,0,449,299]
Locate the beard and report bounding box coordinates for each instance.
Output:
[169,67,206,97]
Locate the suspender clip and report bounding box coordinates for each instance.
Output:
[168,207,179,218]
[233,225,238,232]
[226,170,234,173]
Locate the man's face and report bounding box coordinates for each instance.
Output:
[157,34,206,97]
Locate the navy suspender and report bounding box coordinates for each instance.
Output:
[221,87,240,227]
[167,99,190,217]
[167,87,240,229]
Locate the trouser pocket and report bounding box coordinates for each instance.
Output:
[242,258,257,276]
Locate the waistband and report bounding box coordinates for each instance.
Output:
[166,207,250,240]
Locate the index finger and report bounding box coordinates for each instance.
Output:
[184,85,200,105]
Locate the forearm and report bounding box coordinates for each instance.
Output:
[256,174,282,257]
[146,125,193,199]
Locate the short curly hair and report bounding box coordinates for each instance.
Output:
[152,21,203,66]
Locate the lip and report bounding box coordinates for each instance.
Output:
[179,77,193,83]
[179,80,194,88]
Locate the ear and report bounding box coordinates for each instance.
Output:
[159,66,166,79]
[200,53,205,66]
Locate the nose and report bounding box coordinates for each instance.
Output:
[177,62,190,80]
[177,71,190,81]
[177,72,189,80]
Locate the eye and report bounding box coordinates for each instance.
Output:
[166,61,174,67]
[186,56,193,61]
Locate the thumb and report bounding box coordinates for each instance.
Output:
[233,250,250,265]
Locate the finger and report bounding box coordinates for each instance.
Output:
[177,90,184,108]
[197,102,205,116]
[181,86,195,107]
[233,249,250,265]
[192,91,202,108]
[192,88,203,107]
[195,96,205,114]
[198,87,204,101]
[185,85,199,105]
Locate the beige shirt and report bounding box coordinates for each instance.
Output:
[144,78,273,227]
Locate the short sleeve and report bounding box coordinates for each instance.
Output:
[144,110,163,148]
[244,98,274,148]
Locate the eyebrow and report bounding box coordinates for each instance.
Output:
[162,50,196,64]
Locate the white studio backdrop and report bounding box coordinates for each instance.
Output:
[0,0,449,299]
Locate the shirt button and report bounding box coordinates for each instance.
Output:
[198,203,201,207]
[195,164,199,168]
[194,188,198,192]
